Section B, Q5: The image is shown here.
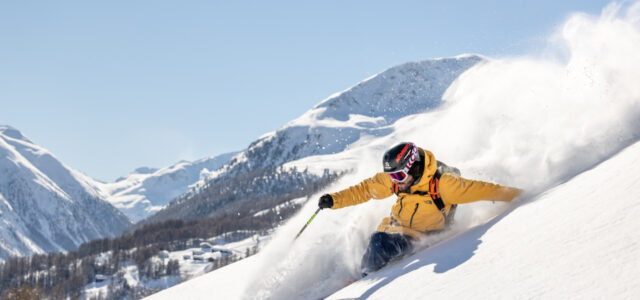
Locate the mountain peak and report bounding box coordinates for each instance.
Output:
[0,126,131,260]
[0,125,32,143]
[312,55,485,123]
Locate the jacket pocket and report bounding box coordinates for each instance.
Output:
[409,203,419,228]
[397,196,405,216]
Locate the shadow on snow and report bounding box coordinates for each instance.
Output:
[353,202,519,300]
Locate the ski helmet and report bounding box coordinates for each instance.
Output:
[382,142,420,183]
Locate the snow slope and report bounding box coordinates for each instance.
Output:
[147,255,258,300]
[0,126,131,261]
[97,153,236,222]
[147,2,640,299]
[329,139,640,299]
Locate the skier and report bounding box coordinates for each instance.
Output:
[318,142,522,276]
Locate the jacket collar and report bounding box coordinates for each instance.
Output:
[411,148,436,191]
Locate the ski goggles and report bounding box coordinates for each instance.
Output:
[386,145,418,183]
[387,170,410,183]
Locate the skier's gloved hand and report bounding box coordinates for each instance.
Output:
[318,194,334,209]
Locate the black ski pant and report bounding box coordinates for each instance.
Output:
[360,232,413,275]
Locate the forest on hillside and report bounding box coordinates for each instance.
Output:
[0,167,343,299]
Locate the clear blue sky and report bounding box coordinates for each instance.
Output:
[0,1,611,182]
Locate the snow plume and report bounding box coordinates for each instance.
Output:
[246,147,389,299]
[419,1,640,194]
[244,2,640,299]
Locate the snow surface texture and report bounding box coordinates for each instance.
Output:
[97,152,236,222]
[0,126,131,261]
[148,2,640,299]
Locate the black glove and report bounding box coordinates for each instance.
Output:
[318,194,334,209]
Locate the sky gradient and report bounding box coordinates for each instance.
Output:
[0,0,612,181]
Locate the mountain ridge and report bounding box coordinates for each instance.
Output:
[0,127,131,261]
[98,152,237,222]
[142,55,485,224]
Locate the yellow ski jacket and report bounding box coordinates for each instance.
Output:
[330,148,522,239]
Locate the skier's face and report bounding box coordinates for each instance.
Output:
[396,174,415,192]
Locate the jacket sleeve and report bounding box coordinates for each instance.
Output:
[439,173,522,205]
[330,172,394,209]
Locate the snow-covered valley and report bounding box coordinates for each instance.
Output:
[82,230,270,299]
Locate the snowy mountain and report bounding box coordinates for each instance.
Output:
[222,54,483,174]
[0,126,132,261]
[146,3,640,299]
[98,153,236,222]
[145,54,484,223]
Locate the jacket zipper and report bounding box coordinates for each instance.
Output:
[397,196,404,216]
[409,203,419,228]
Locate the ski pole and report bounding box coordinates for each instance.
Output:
[295,207,321,240]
